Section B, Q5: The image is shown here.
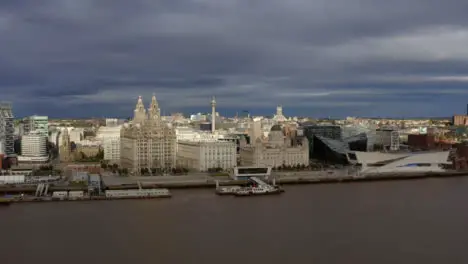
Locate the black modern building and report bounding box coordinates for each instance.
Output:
[301,125,367,164]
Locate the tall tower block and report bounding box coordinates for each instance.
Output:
[211,96,216,133]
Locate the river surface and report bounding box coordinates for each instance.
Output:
[2,177,468,264]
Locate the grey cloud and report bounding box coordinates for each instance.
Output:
[1,0,468,117]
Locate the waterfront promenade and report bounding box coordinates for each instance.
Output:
[1,169,467,196]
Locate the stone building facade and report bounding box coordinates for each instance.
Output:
[120,95,176,175]
[177,139,237,172]
[59,128,72,162]
[240,125,309,168]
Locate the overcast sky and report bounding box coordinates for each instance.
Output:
[1,0,468,118]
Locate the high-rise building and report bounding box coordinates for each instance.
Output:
[96,125,122,163]
[0,102,15,156]
[21,131,47,158]
[59,128,72,162]
[23,115,48,137]
[120,95,176,175]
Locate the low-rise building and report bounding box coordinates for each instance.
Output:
[453,115,468,126]
[176,139,237,171]
[376,129,400,151]
[75,140,102,159]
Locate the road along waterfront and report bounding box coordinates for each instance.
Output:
[1,170,467,199]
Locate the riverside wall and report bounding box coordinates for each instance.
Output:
[1,171,468,195]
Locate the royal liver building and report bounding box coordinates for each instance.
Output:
[120,95,176,175]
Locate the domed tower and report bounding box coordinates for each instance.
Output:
[133,96,146,124]
[148,93,161,121]
[268,125,285,147]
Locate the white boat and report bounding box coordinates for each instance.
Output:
[251,187,269,195]
[216,186,242,195]
[233,188,251,196]
[233,186,283,197]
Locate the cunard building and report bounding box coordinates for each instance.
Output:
[120,95,176,175]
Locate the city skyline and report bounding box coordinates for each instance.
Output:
[2,1,468,118]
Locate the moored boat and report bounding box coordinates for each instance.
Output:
[216,186,242,195]
[234,186,283,197]
[233,188,252,197]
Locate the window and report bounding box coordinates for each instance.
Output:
[238,168,268,174]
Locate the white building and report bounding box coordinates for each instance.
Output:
[20,131,48,162]
[69,128,84,143]
[354,151,452,175]
[23,115,48,137]
[177,139,237,171]
[0,175,25,184]
[190,113,207,122]
[105,118,119,127]
[97,125,122,163]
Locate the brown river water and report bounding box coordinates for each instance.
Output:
[2,177,468,264]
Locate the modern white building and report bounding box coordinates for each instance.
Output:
[23,115,48,137]
[97,125,122,163]
[354,151,452,175]
[19,131,48,162]
[190,113,207,122]
[176,139,237,171]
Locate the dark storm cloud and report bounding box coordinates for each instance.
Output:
[1,0,468,117]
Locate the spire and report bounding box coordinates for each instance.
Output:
[149,93,159,110]
[135,96,145,111]
[148,93,160,120]
[211,96,216,106]
[134,95,147,123]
